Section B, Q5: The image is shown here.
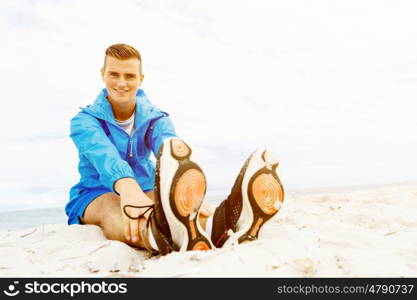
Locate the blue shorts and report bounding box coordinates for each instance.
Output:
[65,187,111,225]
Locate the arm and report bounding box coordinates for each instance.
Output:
[114,177,154,243]
[70,112,135,192]
[71,113,152,243]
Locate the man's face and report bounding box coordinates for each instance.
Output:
[101,56,144,106]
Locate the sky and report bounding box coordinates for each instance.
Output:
[0,0,416,210]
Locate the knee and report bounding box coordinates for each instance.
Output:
[82,193,120,226]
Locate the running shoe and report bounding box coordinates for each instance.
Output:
[211,149,284,247]
[150,138,213,254]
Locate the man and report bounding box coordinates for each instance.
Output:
[66,43,284,255]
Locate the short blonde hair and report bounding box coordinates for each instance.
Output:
[103,43,142,73]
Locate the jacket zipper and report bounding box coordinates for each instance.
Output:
[127,130,138,164]
[83,111,138,162]
[128,137,134,159]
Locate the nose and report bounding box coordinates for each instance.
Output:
[116,78,127,88]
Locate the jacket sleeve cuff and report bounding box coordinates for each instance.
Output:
[112,176,137,196]
[105,165,136,195]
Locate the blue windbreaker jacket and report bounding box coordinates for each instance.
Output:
[65,89,177,223]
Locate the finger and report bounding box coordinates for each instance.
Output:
[143,206,153,220]
[142,193,155,220]
[137,218,147,246]
[130,219,140,243]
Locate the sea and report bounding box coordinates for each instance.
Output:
[0,207,68,231]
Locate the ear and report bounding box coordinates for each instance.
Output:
[100,68,105,81]
[138,73,145,87]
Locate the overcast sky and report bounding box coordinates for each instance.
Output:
[0,0,416,210]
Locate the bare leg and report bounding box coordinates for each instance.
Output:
[81,190,209,248]
[80,191,150,248]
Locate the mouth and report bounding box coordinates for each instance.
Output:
[113,88,129,95]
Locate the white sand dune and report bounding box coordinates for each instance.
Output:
[1,183,416,277]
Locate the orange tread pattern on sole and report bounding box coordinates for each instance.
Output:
[172,139,190,158]
[192,241,211,251]
[252,173,283,215]
[174,169,206,217]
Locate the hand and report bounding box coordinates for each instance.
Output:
[115,178,154,244]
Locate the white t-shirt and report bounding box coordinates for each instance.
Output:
[115,112,135,136]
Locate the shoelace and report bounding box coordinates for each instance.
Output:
[123,204,176,253]
[123,204,155,228]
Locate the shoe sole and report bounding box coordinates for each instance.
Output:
[158,138,213,251]
[227,149,284,245]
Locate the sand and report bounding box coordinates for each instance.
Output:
[1,183,416,277]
